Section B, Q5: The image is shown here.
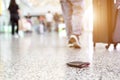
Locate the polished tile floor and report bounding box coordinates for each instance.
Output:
[0,32,120,80]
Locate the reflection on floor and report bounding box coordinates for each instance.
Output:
[0,31,120,80]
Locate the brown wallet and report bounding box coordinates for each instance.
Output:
[67,61,90,68]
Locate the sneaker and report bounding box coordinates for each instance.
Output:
[14,34,19,38]
[19,31,24,38]
[68,35,81,49]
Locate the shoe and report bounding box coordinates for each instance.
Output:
[14,34,19,38]
[19,31,24,38]
[114,43,117,49]
[68,35,81,49]
[68,35,76,47]
[105,44,110,49]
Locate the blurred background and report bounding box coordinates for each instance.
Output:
[0,0,93,34]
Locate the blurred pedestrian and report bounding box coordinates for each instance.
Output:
[53,12,60,32]
[45,11,53,32]
[8,0,20,37]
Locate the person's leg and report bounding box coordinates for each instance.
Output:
[114,43,118,49]
[70,0,85,36]
[46,22,50,32]
[49,22,52,32]
[60,0,72,38]
[48,22,51,32]
[11,21,15,35]
[68,0,85,48]
[16,20,19,34]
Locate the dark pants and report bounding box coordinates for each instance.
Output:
[10,14,19,35]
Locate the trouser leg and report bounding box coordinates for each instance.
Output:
[70,0,85,36]
[11,22,15,35]
[16,21,19,34]
[60,0,72,38]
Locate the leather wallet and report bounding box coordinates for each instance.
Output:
[67,61,90,68]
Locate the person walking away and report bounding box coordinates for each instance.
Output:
[45,11,53,32]
[8,0,20,37]
[38,15,45,34]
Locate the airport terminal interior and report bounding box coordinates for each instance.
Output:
[0,0,120,80]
